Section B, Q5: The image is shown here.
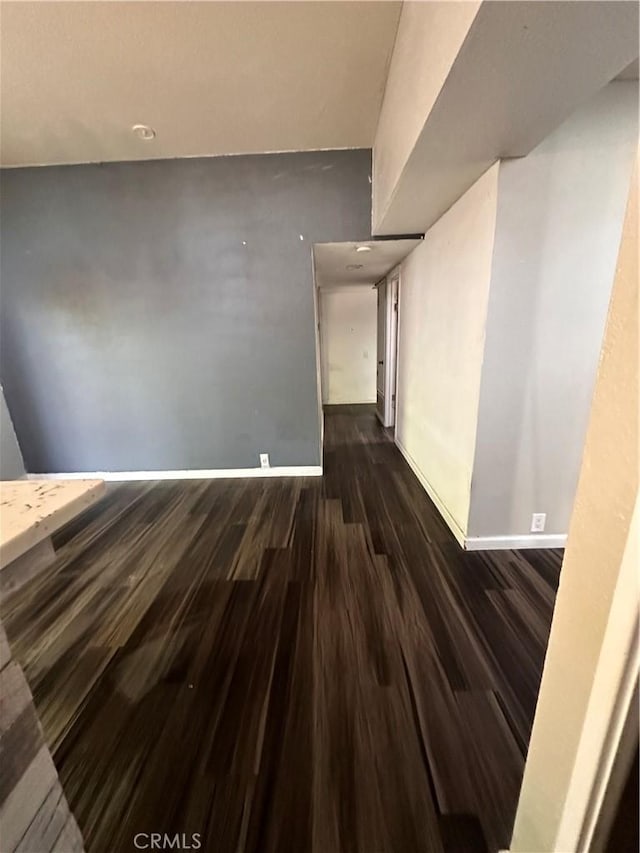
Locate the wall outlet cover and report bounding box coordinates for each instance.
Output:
[259,453,270,469]
[531,512,546,533]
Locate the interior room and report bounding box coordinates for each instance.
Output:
[0,3,637,853]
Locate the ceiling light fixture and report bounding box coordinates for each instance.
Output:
[346,264,364,271]
[132,124,156,141]
[355,245,372,253]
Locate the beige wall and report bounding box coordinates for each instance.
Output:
[372,0,480,230]
[510,158,638,852]
[319,287,377,405]
[395,163,499,540]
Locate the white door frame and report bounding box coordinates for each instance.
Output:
[503,500,639,853]
[553,497,639,852]
[376,266,400,428]
[311,253,324,463]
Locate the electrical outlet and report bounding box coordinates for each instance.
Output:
[531,513,546,533]
[259,453,270,469]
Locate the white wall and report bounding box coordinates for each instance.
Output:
[372,0,480,230]
[1,387,25,480]
[467,81,638,543]
[319,287,377,405]
[395,164,499,540]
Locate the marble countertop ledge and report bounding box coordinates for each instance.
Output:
[0,479,106,569]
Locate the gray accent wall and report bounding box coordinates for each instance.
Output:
[0,388,25,479]
[0,150,371,473]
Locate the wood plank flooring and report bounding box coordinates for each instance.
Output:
[1,405,562,853]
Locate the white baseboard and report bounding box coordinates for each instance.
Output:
[394,436,466,548]
[393,438,567,553]
[27,466,323,483]
[325,399,377,405]
[464,533,567,551]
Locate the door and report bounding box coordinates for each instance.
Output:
[376,272,400,428]
[386,272,399,427]
[376,280,386,422]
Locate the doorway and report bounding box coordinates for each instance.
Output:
[312,240,420,437]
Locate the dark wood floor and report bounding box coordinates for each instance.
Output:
[1,405,562,853]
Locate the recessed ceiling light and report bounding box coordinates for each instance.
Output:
[132,124,156,141]
[355,245,372,253]
[346,264,364,270]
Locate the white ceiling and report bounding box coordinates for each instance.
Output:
[314,239,422,288]
[0,1,401,167]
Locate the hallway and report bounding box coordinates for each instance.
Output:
[1,406,562,853]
